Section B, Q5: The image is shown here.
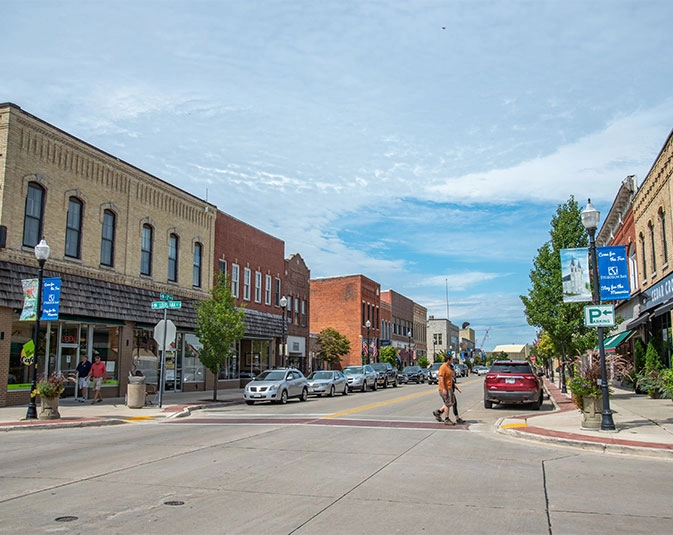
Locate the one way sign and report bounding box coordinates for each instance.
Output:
[584,304,615,327]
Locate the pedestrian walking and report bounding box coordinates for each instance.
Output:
[451,378,465,424]
[432,354,456,425]
[89,354,106,404]
[75,354,92,402]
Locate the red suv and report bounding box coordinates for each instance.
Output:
[483,360,543,410]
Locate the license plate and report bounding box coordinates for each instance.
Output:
[253,394,263,398]
[505,378,515,384]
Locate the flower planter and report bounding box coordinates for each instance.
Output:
[581,396,601,429]
[39,396,61,420]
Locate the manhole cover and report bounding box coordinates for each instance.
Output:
[164,500,185,506]
[55,516,78,522]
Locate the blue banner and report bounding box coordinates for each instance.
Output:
[597,246,630,301]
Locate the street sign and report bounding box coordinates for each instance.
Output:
[151,301,168,309]
[584,304,615,327]
[160,293,173,300]
[153,319,177,350]
[167,301,182,309]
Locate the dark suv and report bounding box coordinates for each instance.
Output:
[371,362,398,388]
[483,360,543,410]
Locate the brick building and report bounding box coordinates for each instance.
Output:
[381,289,415,366]
[284,253,310,373]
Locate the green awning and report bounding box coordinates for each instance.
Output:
[601,330,633,353]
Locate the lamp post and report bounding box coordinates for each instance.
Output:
[407,330,412,364]
[433,336,436,363]
[365,320,371,364]
[279,296,287,368]
[581,199,616,431]
[26,238,50,420]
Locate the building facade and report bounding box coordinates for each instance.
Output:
[381,289,415,366]
[284,253,311,373]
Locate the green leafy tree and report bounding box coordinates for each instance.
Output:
[195,274,246,401]
[317,327,350,367]
[521,196,595,374]
[378,345,399,368]
[417,355,429,369]
[633,338,646,373]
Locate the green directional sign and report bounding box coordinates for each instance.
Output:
[584,304,615,327]
[167,301,182,309]
[152,301,168,309]
[160,293,173,301]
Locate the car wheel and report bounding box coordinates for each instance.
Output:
[300,387,308,402]
[280,390,288,404]
[245,400,255,405]
[329,385,335,397]
[362,381,368,392]
[532,392,543,410]
[393,379,398,387]
[343,385,349,395]
[372,380,378,391]
[484,399,493,409]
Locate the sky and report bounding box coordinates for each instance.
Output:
[4,0,673,351]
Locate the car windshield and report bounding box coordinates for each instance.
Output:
[403,366,420,372]
[309,371,332,380]
[430,363,442,370]
[254,370,286,381]
[343,367,363,375]
[371,364,386,371]
[490,363,532,374]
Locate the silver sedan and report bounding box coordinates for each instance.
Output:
[307,370,349,397]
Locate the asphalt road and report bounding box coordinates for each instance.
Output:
[1,378,671,534]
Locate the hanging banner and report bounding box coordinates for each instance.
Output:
[597,246,630,301]
[20,277,61,321]
[560,248,592,302]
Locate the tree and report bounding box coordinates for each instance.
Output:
[378,346,399,368]
[195,274,246,401]
[521,196,596,380]
[317,327,350,367]
[417,355,429,369]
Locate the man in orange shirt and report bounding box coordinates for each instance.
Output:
[89,354,106,404]
[433,355,456,425]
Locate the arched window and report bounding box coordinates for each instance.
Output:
[100,209,116,267]
[639,232,647,279]
[141,224,153,276]
[648,221,656,274]
[65,197,83,258]
[23,182,45,247]
[168,233,179,282]
[659,208,668,265]
[192,242,202,288]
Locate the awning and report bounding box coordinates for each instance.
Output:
[625,314,649,330]
[653,299,673,318]
[601,330,633,353]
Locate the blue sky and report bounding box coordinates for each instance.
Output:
[4,1,673,351]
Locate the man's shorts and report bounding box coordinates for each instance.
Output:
[93,377,103,391]
[78,377,90,389]
[439,389,455,407]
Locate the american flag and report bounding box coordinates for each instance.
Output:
[362,341,368,354]
[370,342,378,358]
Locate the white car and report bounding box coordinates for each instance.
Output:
[342,365,378,392]
[244,368,309,405]
[307,370,349,397]
[473,365,490,376]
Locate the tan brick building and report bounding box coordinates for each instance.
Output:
[0,103,215,406]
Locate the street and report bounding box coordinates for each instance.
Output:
[1,378,672,534]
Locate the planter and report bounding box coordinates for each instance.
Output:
[581,396,601,429]
[39,396,61,420]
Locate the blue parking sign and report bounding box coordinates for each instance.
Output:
[597,246,630,301]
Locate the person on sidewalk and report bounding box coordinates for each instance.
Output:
[75,354,92,402]
[451,376,465,424]
[432,355,456,425]
[89,354,106,404]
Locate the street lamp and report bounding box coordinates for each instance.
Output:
[365,320,371,364]
[26,238,50,420]
[581,199,616,431]
[279,296,287,368]
[407,330,412,364]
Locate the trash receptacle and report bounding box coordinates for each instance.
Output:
[127,376,145,408]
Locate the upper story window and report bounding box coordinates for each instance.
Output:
[648,221,657,274]
[65,197,83,258]
[255,271,262,303]
[231,264,240,298]
[168,234,179,282]
[23,182,45,248]
[243,267,251,300]
[659,208,668,265]
[274,277,281,306]
[192,242,202,288]
[629,242,639,292]
[301,300,306,327]
[141,224,153,276]
[218,259,227,276]
[265,274,272,305]
[639,232,647,280]
[100,209,116,267]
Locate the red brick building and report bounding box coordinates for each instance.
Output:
[284,253,310,373]
[310,275,381,368]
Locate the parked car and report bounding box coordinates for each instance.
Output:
[473,365,489,376]
[483,360,544,410]
[397,369,409,384]
[244,368,309,405]
[306,370,349,397]
[370,362,398,388]
[454,363,468,377]
[427,362,443,384]
[401,365,425,384]
[342,365,378,392]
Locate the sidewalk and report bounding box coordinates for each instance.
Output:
[498,377,673,459]
[0,388,245,431]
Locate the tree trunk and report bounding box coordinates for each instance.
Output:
[212,369,218,401]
